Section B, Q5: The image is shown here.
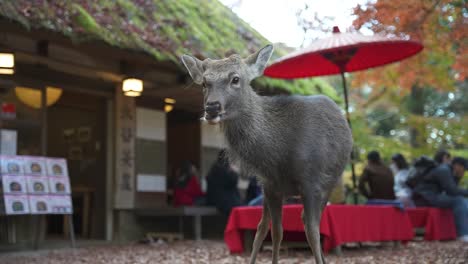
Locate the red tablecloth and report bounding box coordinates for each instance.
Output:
[224,204,414,254]
[407,207,457,241]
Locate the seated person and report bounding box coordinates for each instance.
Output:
[173,160,205,207]
[453,156,467,187]
[433,149,452,165]
[245,176,262,206]
[413,157,468,242]
[245,176,302,206]
[391,153,414,207]
[206,150,242,216]
[453,157,468,209]
[358,151,395,200]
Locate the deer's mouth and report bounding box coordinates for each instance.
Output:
[203,112,226,124]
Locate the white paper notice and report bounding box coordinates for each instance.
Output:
[137,174,166,192]
[0,130,17,155]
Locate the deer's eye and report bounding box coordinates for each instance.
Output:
[231,77,240,85]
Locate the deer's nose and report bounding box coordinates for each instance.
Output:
[205,101,221,116]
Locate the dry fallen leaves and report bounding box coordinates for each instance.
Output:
[1,240,467,264]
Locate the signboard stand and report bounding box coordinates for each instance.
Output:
[32,215,75,249]
[68,216,76,248]
[33,215,43,250]
[0,155,75,249]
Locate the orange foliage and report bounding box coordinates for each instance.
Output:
[352,0,467,92]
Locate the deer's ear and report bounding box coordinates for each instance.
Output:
[245,44,274,79]
[181,55,204,85]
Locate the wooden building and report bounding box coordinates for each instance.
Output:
[0,0,336,246]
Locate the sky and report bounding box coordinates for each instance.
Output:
[220,0,369,48]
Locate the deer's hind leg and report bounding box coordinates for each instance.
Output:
[302,188,327,264]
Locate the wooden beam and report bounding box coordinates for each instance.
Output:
[0,19,181,73]
[15,48,187,92]
[12,64,115,98]
[16,52,123,83]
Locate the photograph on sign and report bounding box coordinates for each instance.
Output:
[23,156,46,176]
[2,194,30,215]
[29,194,52,214]
[46,158,69,177]
[26,176,50,194]
[49,177,71,194]
[0,155,24,175]
[1,175,27,194]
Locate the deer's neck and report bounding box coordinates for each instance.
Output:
[222,93,278,174]
[224,93,269,143]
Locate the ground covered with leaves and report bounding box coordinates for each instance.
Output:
[1,240,467,264]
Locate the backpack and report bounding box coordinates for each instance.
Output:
[405,156,437,189]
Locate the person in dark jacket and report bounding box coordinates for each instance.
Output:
[358,151,395,200]
[413,157,468,242]
[206,150,242,216]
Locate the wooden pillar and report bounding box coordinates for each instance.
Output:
[113,86,136,209]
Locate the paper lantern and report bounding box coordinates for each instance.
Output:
[15,86,63,109]
[0,52,14,75]
[122,78,143,97]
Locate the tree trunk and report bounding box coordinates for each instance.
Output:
[408,85,425,148]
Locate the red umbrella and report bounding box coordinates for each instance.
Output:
[264,26,423,203]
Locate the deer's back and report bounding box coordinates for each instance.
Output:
[266,95,351,147]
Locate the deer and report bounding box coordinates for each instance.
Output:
[181,44,353,264]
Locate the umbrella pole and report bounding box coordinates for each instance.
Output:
[340,71,358,204]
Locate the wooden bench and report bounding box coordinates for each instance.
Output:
[134,206,219,241]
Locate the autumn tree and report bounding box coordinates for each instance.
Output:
[352,0,466,89]
[352,0,467,148]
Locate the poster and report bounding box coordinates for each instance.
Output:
[0,156,73,215]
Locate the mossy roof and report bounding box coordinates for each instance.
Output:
[0,0,339,99]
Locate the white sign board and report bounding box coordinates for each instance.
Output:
[137,174,166,192]
[0,129,17,155]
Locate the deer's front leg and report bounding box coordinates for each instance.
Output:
[249,199,270,264]
[264,189,284,264]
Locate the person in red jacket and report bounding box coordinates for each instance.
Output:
[174,160,205,206]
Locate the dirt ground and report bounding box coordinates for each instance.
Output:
[1,240,467,264]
